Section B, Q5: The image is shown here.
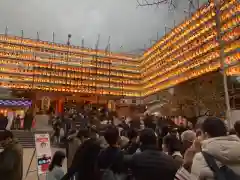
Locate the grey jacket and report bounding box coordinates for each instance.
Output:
[46,166,65,180]
[67,137,81,168]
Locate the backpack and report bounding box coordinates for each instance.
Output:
[202,152,240,180]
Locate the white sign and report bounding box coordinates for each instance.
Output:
[35,134,52,175]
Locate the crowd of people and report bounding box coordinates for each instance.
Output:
[48,109,240,180]
[0,108,34,131]
[1,105,240,180]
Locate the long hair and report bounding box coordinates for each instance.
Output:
[48,151,66,171]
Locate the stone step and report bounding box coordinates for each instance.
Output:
[0,130,57,148]
[15,131,49,148]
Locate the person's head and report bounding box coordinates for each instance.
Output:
[88,125,99,139]
[76,128,90,142]
[196,129,202,137]
[200,117,227,140]
[170,128,178,137]
[119,136,129,149]
[104,126,120,146]
[127,128,138,142]
[163,134,181,155]
[234,121,240,137]
[188,122,193,129]
[181,130,196,154]
[139,128,157,150]
[181,130,195,141]
[49,151,66,171]
[0,130,14,148]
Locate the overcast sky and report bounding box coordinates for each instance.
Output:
[0,0,206,53]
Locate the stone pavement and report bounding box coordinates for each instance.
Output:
[1,148,67,180]
[34,114,52,131]
[24,148,67,180]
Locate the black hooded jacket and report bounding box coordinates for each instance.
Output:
[61,138,101,180]
[126,145,179,180]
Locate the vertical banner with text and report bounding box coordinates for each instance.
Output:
[35,133,52,175]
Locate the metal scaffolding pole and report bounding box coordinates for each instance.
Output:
[5,26,8,36]
[20,30,24,53]
[66,34,72,90]
[37,32,40,41]
[105,36,111,90]
[49,32,55,86]
[214,0,232,128]
[32,32,39,90]
[120,46,124,99]
[81,38,84,89]
[105,36,111,104]
[95,34,100,103]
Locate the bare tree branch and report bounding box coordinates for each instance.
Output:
[136,0,168,7]
[136,0,177,11]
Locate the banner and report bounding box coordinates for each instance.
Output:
[35,133,52,175]
[32,119,36,128]
[20,119,24,129]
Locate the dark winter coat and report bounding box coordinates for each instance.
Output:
[0,139,23,180]
[126,146,179,180]
[23,112,33,130]
[61,138,101,180]
[0,115,8,130]
[124,141,139,155]
[97,146,125,174]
